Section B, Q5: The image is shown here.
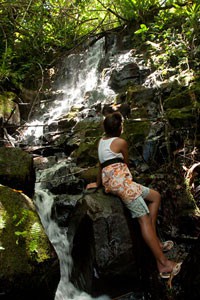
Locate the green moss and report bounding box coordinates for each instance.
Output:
[0,148,33,182]
[0,92,16,115]
[123,119,151,144]
[73,119,103,134]
[72,138,100,166]
[126,85,154,103]
[130,107,149,119]
[166,106,195,119]
[164,91,192,109]
[0,186,52,277]
[78,166,99,183]
[71,119,104,166]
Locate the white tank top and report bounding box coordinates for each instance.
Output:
[98,137,124,164]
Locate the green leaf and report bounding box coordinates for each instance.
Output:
[134,24,149,34]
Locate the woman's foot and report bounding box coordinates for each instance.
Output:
[158,260,182,279]
[159,262,182,279]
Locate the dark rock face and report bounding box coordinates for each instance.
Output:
[177,236,200,300]
[108,63,141,92]
[0,147,35,197]
[61,189,145,296]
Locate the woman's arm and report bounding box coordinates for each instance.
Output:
[86,163,102,189]
[119,138,129,165]
[111,138,129,166]
[96,163,102,187]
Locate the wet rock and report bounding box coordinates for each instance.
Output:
[108,63,141,92]
[57,117,76,131]
[36,160,85,195]
[51,199,76,227]
[126,85,155,105]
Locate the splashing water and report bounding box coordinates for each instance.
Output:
[34,171,110,300]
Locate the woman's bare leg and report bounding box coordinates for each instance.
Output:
[144,189,162,247]
[145,189,161,227]
[137,214,176,273]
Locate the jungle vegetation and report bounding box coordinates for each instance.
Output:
[0,0,200,92]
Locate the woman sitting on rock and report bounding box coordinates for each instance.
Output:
[86,111,182,279]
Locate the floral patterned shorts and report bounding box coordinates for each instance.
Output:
[102,163,150,218]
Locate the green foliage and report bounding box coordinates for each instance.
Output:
[14,209,29,244]
[133,1,200,75]
[29,222,41,253]
[134,24,149,41]
[0,212,6,230]
[0,0,200,91]
[13,209,46,257]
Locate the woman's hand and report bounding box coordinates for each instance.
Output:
[86,182,98,189]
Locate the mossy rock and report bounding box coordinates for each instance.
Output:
[73,119,103,136]
[130,107,149,119]
[190,83,200,102]
[126,85,155,104]
[163,89,194,109]
[77,166,99,183]
[72,119,151,167]
[70,119,104,166]
[165,106,197,128]
[0,186,59,299]
[57,116,77,131]
[72,138,100,167]
[0,147,35,197]
[123,119,151,144]
[68,119,103,147]
[0,92,20,125]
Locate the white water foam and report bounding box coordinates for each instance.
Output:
[34,178,110,300]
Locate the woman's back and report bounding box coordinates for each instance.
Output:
[98,137,124,164]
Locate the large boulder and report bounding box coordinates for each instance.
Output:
[0,185,59,300]
[53,188,144,296]
[0,147,35,197]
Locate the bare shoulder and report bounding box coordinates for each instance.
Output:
[116,137,128,147]
[112,137,128,150]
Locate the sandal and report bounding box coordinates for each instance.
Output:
[160,262,182,279]
[162,240,174,252]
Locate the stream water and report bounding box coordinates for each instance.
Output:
[34,181,109,300]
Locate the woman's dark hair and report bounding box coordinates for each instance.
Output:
[103,112,123,137]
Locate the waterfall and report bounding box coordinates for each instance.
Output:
[25,36,149,299]
[19,35,146,145]
[20,38,115,144]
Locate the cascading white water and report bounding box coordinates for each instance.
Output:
[34,168,110,300]
[21,38,115,143]
[19,36,145,145]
